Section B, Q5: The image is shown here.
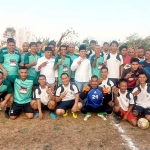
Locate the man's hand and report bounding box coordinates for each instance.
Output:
[32,62,37,66]
[108,101,114,107]
[57,60,63,66]
[0,100,6,108]
[103,61,107,66]
[77,59,83,65]
[98,78,103,84]
[60,91,68,99]
[72,104,77,112]
[95,55,99,59]
[38,112,43,120]
[133,90,140,96]
[125,72,133,79]
[19,62,24,66]
[113,87,119,96]
[41,61,48,67]
[122,114,128,121]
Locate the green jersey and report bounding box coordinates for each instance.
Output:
[0,50,21,76]
[90,55,104,78]
[54,55,72,85]
[67,53,78,78]
[24,52,41,78]
[0,79,13,95]
[38,50,45,57]
[1,47,19,54]
[14,76,34,104]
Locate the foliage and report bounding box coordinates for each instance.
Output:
[3,27,16,39]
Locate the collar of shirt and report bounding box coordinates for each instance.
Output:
[140,83,147,90]
[119,89,128,96]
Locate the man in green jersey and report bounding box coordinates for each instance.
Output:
[54,45,72,85]
[37,41,44,57]
[21,42,29,63]
[90,45,104,78]
[10,66,34,120]
[24,42,41,85]
[0,39,22,84]
[67,43,78,82]
[0,71,13,118]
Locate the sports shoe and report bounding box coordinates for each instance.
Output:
[34,112,39,118]
[83,112,91,121]
[4,110,10,119]
[113,113,122,124]
[63,110,68,117]
[97,113,107,120]
[50,112,56,119]
[72,112,78,119]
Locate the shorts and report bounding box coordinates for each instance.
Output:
[41,103,50,111]
[133,105,150,116]
[57,100,75,111]
[10,102,34,116]
[121,110,135,121]
[0,91,8,101]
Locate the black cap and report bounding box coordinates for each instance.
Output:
[79,45,86,51]
[45,47,52,51]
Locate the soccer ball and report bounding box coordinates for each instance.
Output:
[137,118,149,129]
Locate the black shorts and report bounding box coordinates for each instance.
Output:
[57,100,75,111]
[41,103,50,111]
[133,105,150,116]
[0,91,8,101]
[10,102,34,116]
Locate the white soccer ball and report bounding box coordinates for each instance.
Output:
[137,118,149,129]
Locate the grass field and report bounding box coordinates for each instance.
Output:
[0,110,150,150]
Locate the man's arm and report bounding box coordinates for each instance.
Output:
[0,63,8,78]
[55,91,67,102]
[91,56,97,67]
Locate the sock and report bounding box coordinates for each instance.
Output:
[5,107,10,112]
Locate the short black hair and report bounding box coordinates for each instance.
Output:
[110,40,119,46]
[91,75,98,79]
[19,66,28,70]
[90,40,96,44]
[130,58,139,64]
[119,45,128,52]
[61,73,69,78]
[48,40,56,47]
[29,42,37,47]
[38,74,46,79]
[59,45,67,51]
[101,66,108,71]
[7,38,15,43]
[103,42,109,46]
[118,78,127,85]
[36,41,42,45]
[138,72,147,78]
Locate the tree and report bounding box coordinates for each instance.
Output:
[3,27,16,39]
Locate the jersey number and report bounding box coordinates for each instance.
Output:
[92,95,98,99]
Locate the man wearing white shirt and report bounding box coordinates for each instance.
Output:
[35,47,57,87]
[71,45,92,91]
[86,40,96,59]
[101,42,110,61]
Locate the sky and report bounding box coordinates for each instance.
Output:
[0,0,150,45]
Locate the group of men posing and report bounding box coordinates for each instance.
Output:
[0,37,150,126]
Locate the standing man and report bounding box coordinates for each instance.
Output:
[37,41,44,57]
[105,41,123,85]
[21,42,29,63]
[71,45,91,91]
[48,40,57,58]
[90,45,104,78]
[67,43,78,82]
[54,45,72,86]
[101,42,110,61]
[35,47,57,87]
[137,47,145,61]
[55,73,82,118]
[86,40,97,59]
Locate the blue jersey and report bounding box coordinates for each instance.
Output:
[87,88,103,108]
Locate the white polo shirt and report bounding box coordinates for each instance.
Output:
[34,86,51,105]
[71,57,92,82]
[35,56,57,84]
[55,83,79,101]
[102,51,109,61]
[132,84,150,108]
[87,50,95,59]
[117,90,134,111]
[106,53,123,78]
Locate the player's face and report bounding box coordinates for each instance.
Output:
[138,49,144,58]
[121,48,127,56]
[49,45,55,52]
[19,69,28,80]
[91,78,98,88]
[138,74,147,84]
[128,49,135,57]
[60,47,67,56]
[101,69,108,78]
[111,43,118,53]
[0,74,4,85]
[61,75,70,85]
[79,50,86,58]
[45,51,52,59]
[22,43,29,52]
[7,42,15,52]
[68,44,75,53]
[131,62,139,71]
[119,82,127,93]
[38,77,46,86]
[90,43,96,50]
[103,44,109,52]
[37,43,43,50]
[30,45,37,53]
[145,51,150,60]
[95,46,101,54]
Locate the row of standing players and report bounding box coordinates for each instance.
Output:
[0,39,150,126]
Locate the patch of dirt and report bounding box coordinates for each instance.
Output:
[0,110,150,150]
